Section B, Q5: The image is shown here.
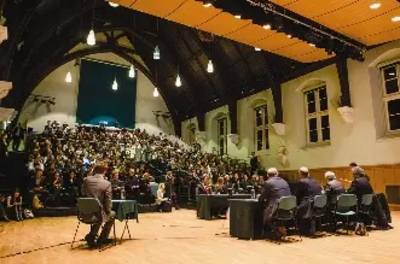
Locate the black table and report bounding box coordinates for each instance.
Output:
[229,199,263,239]
[196,194,252,220]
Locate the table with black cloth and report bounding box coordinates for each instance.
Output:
[112,200,139,241]
[196,194,252,220]
[229,199,263,239]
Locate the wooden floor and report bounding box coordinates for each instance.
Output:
[0,210,399,264]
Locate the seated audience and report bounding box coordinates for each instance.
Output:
[258,168,291,238]
[156,183,169,212]
[348,166,373,202]
[81,163,115,247]
[214,176,227,194]
[0,194,10,222]
[7,188,23,221]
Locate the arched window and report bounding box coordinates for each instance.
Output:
[187,124,197,145]
[254,105,269,151]
[380,62,400,131]
[217,117,227,155]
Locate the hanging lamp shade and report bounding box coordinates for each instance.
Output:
[153,87,159,97]
[207,60,214,73]
[112,78,118,91]
[87,29,96,46]
[175,74,182,87]
[153,45,160,60]
[65,71,72,83]
[129,65,135,78]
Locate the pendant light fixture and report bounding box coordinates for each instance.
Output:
[153,45,160,60]
[175,64,182,87]
[129,65,135,78]
[112,78,118,91]
[65,71,72,83]
[207,60,214,73]
[153,87,159,97]
[87,0,96,46]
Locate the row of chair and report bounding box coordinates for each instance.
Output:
[271,193,374,242]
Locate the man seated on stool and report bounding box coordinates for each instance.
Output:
[82,163,116,247]
[324,171,345,206]
[258,168,291,238]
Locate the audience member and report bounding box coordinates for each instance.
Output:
[323,171,345,205]
[7,188,23,221]
[0,194,10,222]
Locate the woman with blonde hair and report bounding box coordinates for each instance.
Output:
[156,183,169,212]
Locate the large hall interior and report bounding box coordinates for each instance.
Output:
[0,0,400,263]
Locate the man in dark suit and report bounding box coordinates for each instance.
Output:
[82,163,115,247]
[347,167,374,202]
[296,166,322,236]
[324,171,345,205]
[258,168,291,236]
[0,133,8,160]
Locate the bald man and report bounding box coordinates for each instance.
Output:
[259,168,291,224]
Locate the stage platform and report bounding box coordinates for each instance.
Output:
[0,210,399,264]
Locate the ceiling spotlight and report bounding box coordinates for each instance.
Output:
[109,1,119,7]
[129,65,135,78]
[309,43,316,47]
[263,24,271,30]
[207,60,214,73]
[287,34,292,39]
[153,87,159,97]
[175,74,182,87]
[255,47,261,51]
[369,2,381,9]
[392,16,400,22]
[87,29,96,46]
[112,78,118,91]
[234,15,241,19]
[203,0,213,7]
[65,71,72,83]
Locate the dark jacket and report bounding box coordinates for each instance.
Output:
[258,176,291,221]
[296,176,322,219]
[325,180,345,205]
[347,176,374,202]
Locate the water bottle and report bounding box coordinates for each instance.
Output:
[121,187,126,200]
[251,188,255,199]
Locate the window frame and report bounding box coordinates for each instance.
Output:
[380,62,400,134]
[304,85,331,146]
[254,104,270,152]
[217,117,228,156]
[188,125,197,145]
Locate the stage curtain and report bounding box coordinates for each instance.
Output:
[76,59,137,128]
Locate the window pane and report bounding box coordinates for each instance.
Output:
[385,79,399,94]
[306,92,315,104]
[383,66,397,81]
[219,119,225,135]
[265,128,269,149]
[388,99,400,130]
[322,128,330,141]
[319,88,328,111]
[308,118,317,131]
[263,106,268,125]
[309,130,318,143]
[321,115,330,129]
[219,139,225,155]
[256,130,263,151]
[255,109,262,127]
[306,93,316,114]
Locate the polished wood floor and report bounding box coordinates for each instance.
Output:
[0,210,399,264]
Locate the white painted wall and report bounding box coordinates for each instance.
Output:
[18,52,175,136]
[182,40,400,169]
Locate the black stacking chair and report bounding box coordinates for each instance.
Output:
[72,198,116,251]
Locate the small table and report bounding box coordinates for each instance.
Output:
[196,194,252,220]
[229,199,263,240]
[112,200,139,241]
